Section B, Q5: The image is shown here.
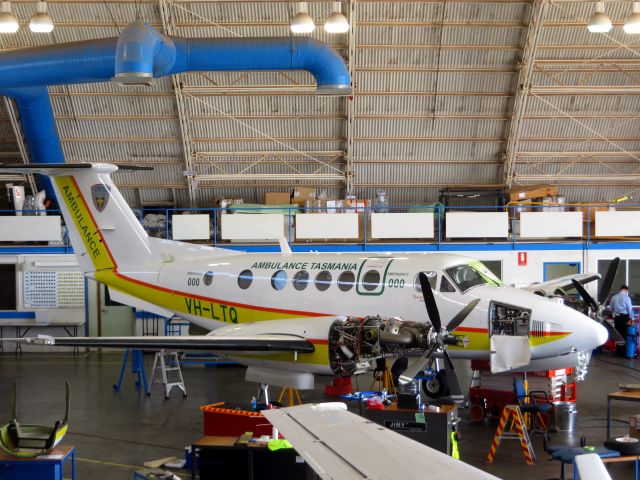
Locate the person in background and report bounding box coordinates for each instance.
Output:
[609,285,635,356]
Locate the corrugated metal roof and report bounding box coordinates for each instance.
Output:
[0,0,637,207]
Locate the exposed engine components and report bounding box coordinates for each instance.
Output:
[489,301,531,337]
[328,316,432,377]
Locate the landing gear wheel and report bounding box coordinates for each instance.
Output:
[604,437,640,455]
[469,402,486,423]
[422,370,450,398]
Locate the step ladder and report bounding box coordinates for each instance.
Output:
[486,404,535,465]
[146,350,187,399]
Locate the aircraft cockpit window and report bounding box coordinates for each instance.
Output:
[271,270,287,291]
[315,270,332,291]
[445,264,489,293]
[203,271,214,286]
[237,269,253,289]
[362,270,381,292]
[440,276,457,293]
[414,272,437,292]
[338,271,355,292]
[292,270,310,291]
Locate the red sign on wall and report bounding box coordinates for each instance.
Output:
[518,252,527,266]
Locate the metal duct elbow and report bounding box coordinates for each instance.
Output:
[113,21,176,84]
[172,36,351,95]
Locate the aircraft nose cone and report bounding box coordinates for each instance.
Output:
[594,320,609,347]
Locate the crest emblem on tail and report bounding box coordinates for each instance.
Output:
[91,184,110,212]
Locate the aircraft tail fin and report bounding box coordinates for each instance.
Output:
[0,163,158,274]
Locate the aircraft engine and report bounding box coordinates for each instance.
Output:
[328,316,433,376]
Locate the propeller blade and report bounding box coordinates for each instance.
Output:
[599,257,620,305]
[419,272,441,331]
[445,298,481,333]
[442,350,464,401]
[603,320,625,344]
[398,344,437,385]
[572,279,598,313]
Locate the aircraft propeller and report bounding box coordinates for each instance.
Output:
[570,257,624,343]
[398,272,480,402]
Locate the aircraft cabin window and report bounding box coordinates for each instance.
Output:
[237,269,253,290]
[203,271,214,286]
[337,271,355,292]
[292,270,310,291]
[315,270,332,291]
[440,276,456,293]
[362,270,381,292]
[414,272,437,292]
[271,270,287,291]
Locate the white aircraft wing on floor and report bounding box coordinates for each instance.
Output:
[574,453,612,480]
[520,273,600,295]
[262,403,501,480]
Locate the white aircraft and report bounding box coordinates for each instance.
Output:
[4,163,609,394]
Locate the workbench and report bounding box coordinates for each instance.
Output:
[606,390,640,438]
[362,403,458,454]
[0,445,75,480]
[0,320,83,353]
[190,435,312,480]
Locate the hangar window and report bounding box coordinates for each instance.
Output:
[362,270,381,292]
[237,269,253,290]
[440,276,456,293]
[203,271,214,286]
[315,270,332,291]
[414,272,437,292]
[292,270,310,291]
[271,270,287,291]
[337,271,355,292]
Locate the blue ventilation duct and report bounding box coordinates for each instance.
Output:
[0,21,351,198]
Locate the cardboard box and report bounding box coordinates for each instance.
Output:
[508,185,559,202]
[630,415,640,438]
[291,187,316,207]
[264,192,291,205]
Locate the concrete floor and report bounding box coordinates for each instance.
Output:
[0,351,639,479]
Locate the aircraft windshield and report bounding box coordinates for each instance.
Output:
[445,263,500,292]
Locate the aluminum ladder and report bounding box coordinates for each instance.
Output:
[146,350,187,399]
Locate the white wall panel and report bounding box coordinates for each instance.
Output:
[520,212,583,238]
[445,212,509,238]
[0,216,61,241]
[371,213,434,239]
[221,214,284,240]
[172,214,210,240]
[595,211,640,236]
[296,214,359,239]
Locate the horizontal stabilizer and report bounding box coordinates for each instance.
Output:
[0,163,152,175]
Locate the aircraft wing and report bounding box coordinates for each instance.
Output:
[262,403,501,480]
[520,273,600,295]
[7,333,314,353]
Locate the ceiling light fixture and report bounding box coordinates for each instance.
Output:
[290,2,315,34]
[324,2,349,34]
[29,1,53,33]
[588,1,612,33]
[0,1,19,33]
[624,1,640,33]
